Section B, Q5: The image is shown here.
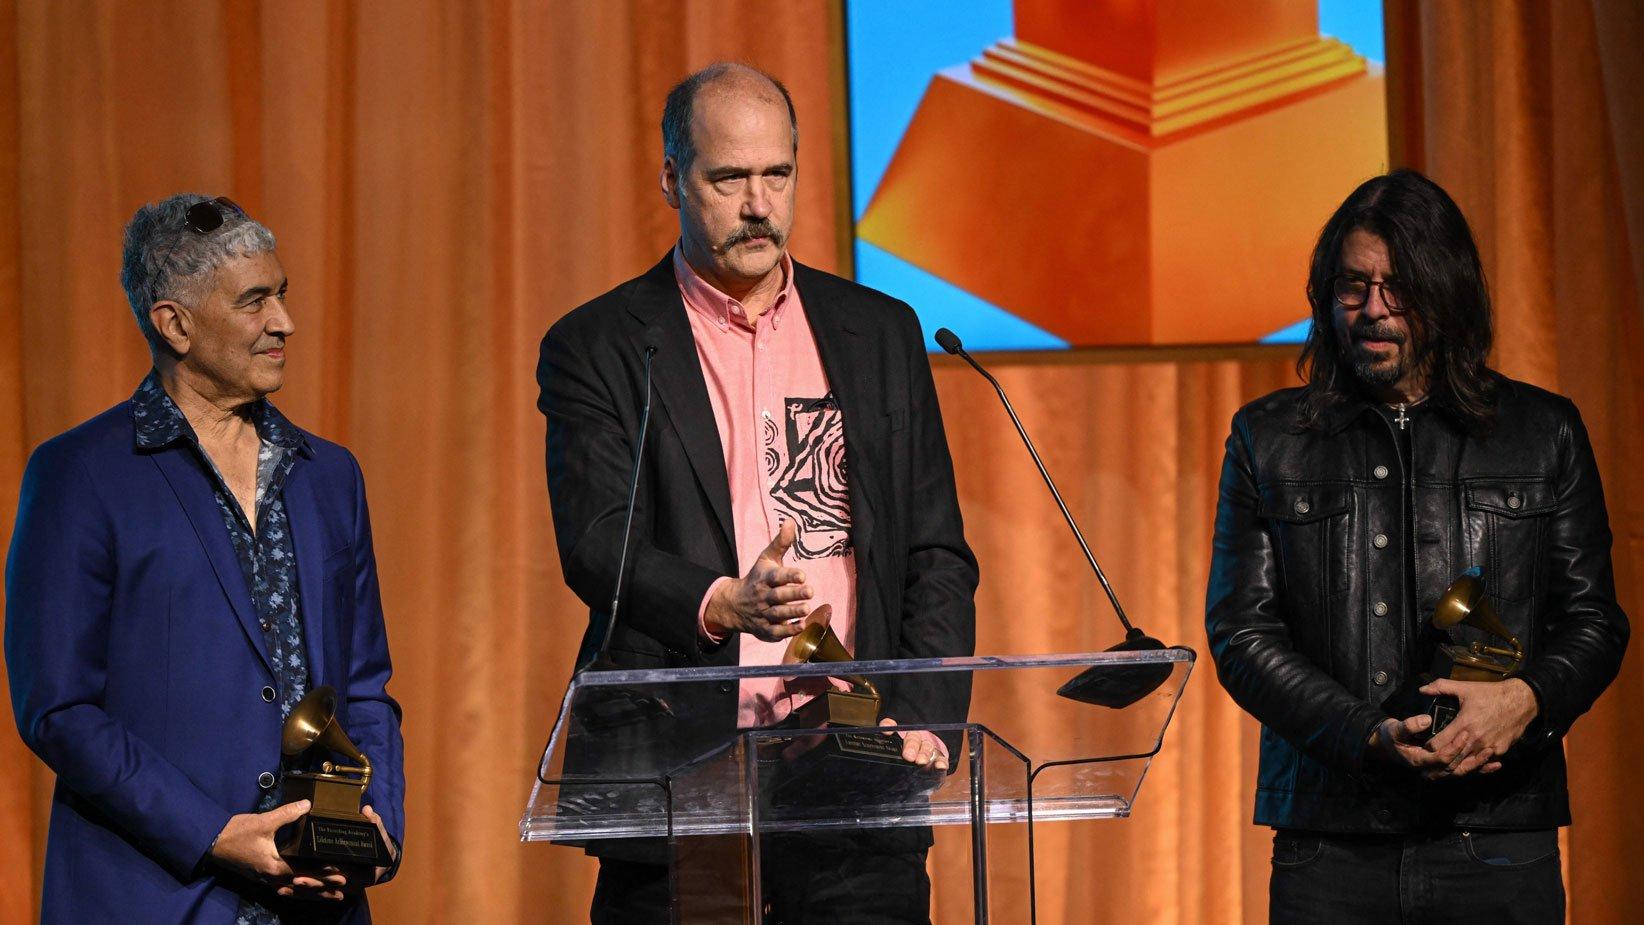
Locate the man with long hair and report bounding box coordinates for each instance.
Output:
[1206,169,1627,922]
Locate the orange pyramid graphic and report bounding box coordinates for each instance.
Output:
[858,0,1387,346]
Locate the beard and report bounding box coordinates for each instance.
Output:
[1350,345,1406,388]
[1343,319,1410,389]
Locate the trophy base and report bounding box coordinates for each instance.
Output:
[789,688,880,730]
[760,731,942,811]
[757,690,942,810]
[1383,661,1460,742]
[279,810,392,867]
[278,772,391,867]
[1381,688,1461,741]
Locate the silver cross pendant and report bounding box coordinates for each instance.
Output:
[1394,403,1409,430]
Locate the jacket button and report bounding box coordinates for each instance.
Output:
[1373,465,1389,479]
[1294,499,1311,515]
[1507,493,1522,510]
[1373,533,1389,549]
[1373,601,1389,617]
[261,686,277,703]
[1373,670,1389,686]
[719,682,734,694]
[258,771,276,790]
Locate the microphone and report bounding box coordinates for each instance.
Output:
[550,344,671,763]
[582,343,658,673]
[935,328,1175,708]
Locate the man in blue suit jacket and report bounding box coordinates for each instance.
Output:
[5,194,404,923]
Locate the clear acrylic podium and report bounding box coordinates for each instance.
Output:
[522,650,1193,923]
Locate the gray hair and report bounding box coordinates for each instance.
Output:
[662,62,798,171]
[120,193,276,353]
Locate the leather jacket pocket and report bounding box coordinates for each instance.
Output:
[1258,482,1352,655]
[1464,478,1555,602]
[1259,482,1352,525]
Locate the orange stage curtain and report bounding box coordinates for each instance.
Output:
[0,2,1638,923]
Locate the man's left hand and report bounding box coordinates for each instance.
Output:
[1418,677,1539,780]
[879,717,948,772]
[360,805,399,885]
[276,866,350,902]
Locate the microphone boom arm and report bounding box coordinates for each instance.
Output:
[946,344,1137,635]
[583,344,657,672]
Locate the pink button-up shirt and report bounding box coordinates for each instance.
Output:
[675,246,858,729]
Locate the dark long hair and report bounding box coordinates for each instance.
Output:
[1296,169,1497,432]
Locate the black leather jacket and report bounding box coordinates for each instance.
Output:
[1206,375,1628,832]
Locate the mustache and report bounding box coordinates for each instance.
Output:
[722,220,783,249]
[1351,321,1405,344]
[254,338,286,353]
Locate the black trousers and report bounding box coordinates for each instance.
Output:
[1269,828,1564,924]
[591,830,932,925]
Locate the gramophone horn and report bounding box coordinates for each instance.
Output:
[282,686,338,756]
[1433,569,1521,648]
[281,685,373,772]
[782,605,834,664]
[318,721,372,771]
[781,609,880,700]
[787,621,855,665]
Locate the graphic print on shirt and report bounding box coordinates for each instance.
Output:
[766,393,853,560]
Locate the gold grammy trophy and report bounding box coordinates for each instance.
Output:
[1431,569,1524,682]
[777,606,915,766]
[277,686,393,866]
[758,607,939,812]
[1386,568,1525,737]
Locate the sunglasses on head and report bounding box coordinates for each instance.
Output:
[182,196,245,234]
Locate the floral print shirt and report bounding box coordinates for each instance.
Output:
[131,372,312,925]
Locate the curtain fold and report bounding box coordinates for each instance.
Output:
[0,2,1638,922]
[0,2,36,921]
[1387,2,1644,922]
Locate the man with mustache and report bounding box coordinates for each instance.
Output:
[1206,170,1627,923]
[538,63,977,923]
[6,194,404,923]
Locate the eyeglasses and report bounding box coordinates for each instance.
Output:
[1330,273,1405,312]
[182,196,245,234]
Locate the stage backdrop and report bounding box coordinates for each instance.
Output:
[0,1,1640,923]
[846,0,1390,351]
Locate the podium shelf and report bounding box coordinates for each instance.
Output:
[522,649,1193,843]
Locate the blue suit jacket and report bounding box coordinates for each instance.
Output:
[5,398,405,924]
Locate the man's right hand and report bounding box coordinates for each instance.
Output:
[210,800,349,900]
[704,520,814,642]
[1368,715,1450,772]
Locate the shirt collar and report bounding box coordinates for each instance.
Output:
[1317,390,1444,436]
[131,370,309,455]
[672,244,796,331]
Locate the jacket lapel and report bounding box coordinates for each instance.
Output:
[626,255,737,555]
[795,264,879,563]
[150,447,274,676]
[282,461,330,686]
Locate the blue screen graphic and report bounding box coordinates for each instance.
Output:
[845,1,1386,352]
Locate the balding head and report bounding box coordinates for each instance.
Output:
[662,62,798,171]
[659,63,800,303]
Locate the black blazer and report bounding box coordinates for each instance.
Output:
[538,254,978,736]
